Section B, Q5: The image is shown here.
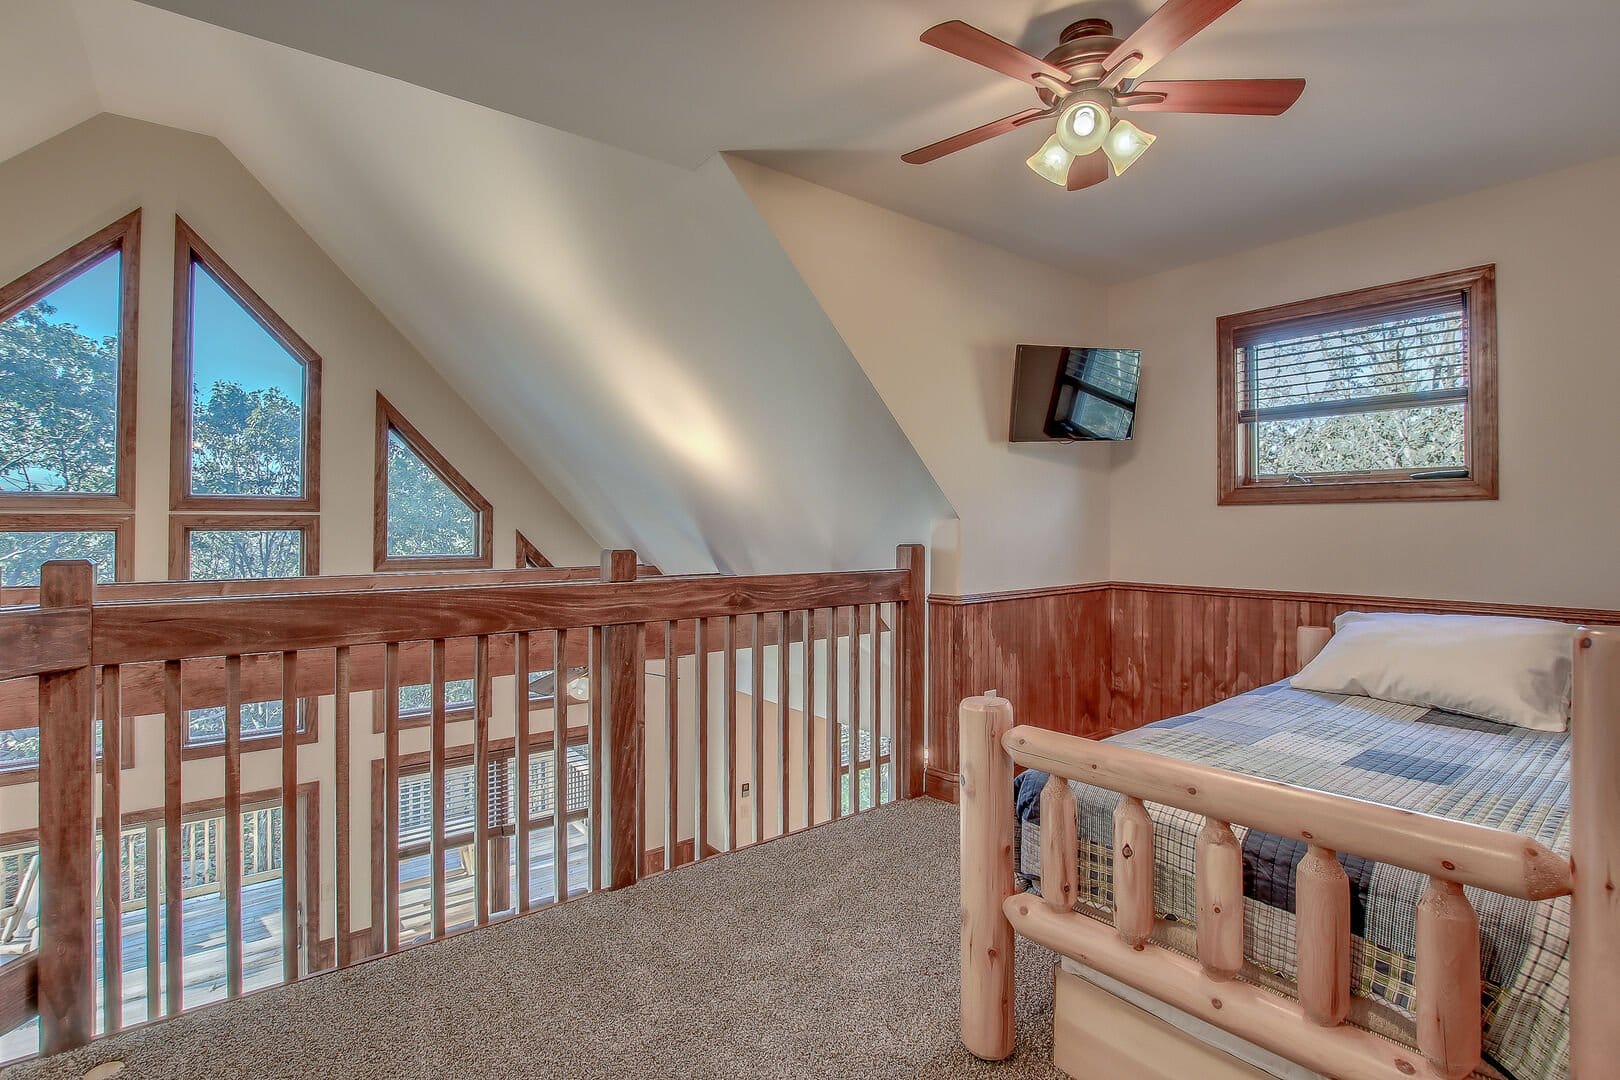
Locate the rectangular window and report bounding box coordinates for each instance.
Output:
[170,514,318,581]
[172,219,321,512]
[0,517,129,586]
[1217,266,1496,504]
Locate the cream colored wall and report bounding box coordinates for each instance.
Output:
[1103,154,1620,609]
[728,157,1112,596]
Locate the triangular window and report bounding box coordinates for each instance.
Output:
[376,394,492,569]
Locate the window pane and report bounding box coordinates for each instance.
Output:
[0,727,40,769]
[400,679,476,716]
[0,529,117,585]
[187,528,304,580]
[1252,403,1466,478]
[188,262,308,498]
[188,699,291,744]
[0,252,122,494]
[386,429,478,557]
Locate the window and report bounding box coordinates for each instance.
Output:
[1217,266,1497,505]
[0,514,131,586]
[172,515,317,753]
[172,219,321,512]
[0,212,139,510]
[374,394,492,570]
[515,530,552,569]
[169,515,319,580]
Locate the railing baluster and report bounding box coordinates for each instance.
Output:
[430,639,448,939]
[334,646,352,967]
[802,611,814,828]
[143,819,159,1018]
[1195,818,1243,981]
[1297,843,1351,1026]
[870,603,882,810]
[1112,795,1154,948]
[224,655,244,997]
[552,629,568,904]
[825,608,840,821]
[1039,776,1078,912]
[848,605,861,812]
[383,642,402,953]
[280,650,300,981]
[1416,878,1482,1079]
[98,665,123,1034]
[777,610,790,837]
[693,617,709,863]
[665,619,677,871]
[473,634,492,925]
[723,615,737,852]
[752,612,764,846]
[163,659,183,1015]
[588,625,603,891]
[515,631,532,913]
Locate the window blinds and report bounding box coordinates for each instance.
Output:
[1235,293,1469,424]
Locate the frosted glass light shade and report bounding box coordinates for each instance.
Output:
[1055,99,1111,156]
[1103,119,1157,175]
[1026,133,1073,186]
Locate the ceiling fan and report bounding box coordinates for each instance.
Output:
[901,0,1305,191]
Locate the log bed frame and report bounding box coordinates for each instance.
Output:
[960,624,1618,1080]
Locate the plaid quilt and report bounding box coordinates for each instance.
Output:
[1014,682,1571,1080]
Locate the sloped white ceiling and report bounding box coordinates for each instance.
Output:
[42,0,952,576]
[0,0,100,165]
[127,0,1620,278]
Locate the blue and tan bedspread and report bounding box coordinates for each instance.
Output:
[1013,682,1570,1080]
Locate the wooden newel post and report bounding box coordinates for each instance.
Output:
[959,694,1015,1061]
[36,561,96,1055]
[602,550,644,891]
[896,544,926,800]
[1571,627,1620,1078]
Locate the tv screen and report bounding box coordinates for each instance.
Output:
[1009,345,1141,442]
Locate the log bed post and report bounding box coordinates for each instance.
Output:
[959,694,1015,1061]
[1571,626,1620,1078]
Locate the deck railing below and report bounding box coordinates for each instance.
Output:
[0,545,926,1059]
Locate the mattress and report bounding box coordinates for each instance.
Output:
[1013,681,1570,1080]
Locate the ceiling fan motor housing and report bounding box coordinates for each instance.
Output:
[1037,19,1124,104]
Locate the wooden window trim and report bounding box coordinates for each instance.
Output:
[179,699,319,761]
[1216,265,1497,506]
[167,513,321,581]
[0,511,135,589]
[369,675,577,735]
[0,210,141,511]
[374,393,494,571]
[515,530,552,569]
[171,217,323,513]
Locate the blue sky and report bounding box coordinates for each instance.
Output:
[33,253,304,401]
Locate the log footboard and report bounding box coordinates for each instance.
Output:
[959,625,1620,1080]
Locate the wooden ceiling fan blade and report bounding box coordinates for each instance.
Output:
[901,108,1049,165]
[1066,152,1110,191]
[1100,0,1247,88]
[920,20,1075,88]
[1124,78,1305,115]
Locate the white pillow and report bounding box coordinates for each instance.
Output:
[1290,611,1577,732]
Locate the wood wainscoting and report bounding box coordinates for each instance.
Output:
[927,581,1619,802]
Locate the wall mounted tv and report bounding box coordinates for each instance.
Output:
[1009,345,1141,442]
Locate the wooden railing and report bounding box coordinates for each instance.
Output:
[960,625,1619,1080]
[0,544,926,1059]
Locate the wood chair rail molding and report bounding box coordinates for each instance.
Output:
[926,580,1619,801]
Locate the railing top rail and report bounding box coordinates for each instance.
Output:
[89,569,909,666]
[0,606,89,681]
[0,563,663,607]
[1001,720,1572,901]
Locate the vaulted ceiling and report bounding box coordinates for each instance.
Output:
[132,0,1620,277]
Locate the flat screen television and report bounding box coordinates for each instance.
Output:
[1009,344,1140,442]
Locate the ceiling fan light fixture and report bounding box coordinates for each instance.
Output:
[1054,93,1113,155]
[1103,119,1156,175]
[1026,133,1074,186]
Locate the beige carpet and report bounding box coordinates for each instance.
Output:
[7,800,1067,1080]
